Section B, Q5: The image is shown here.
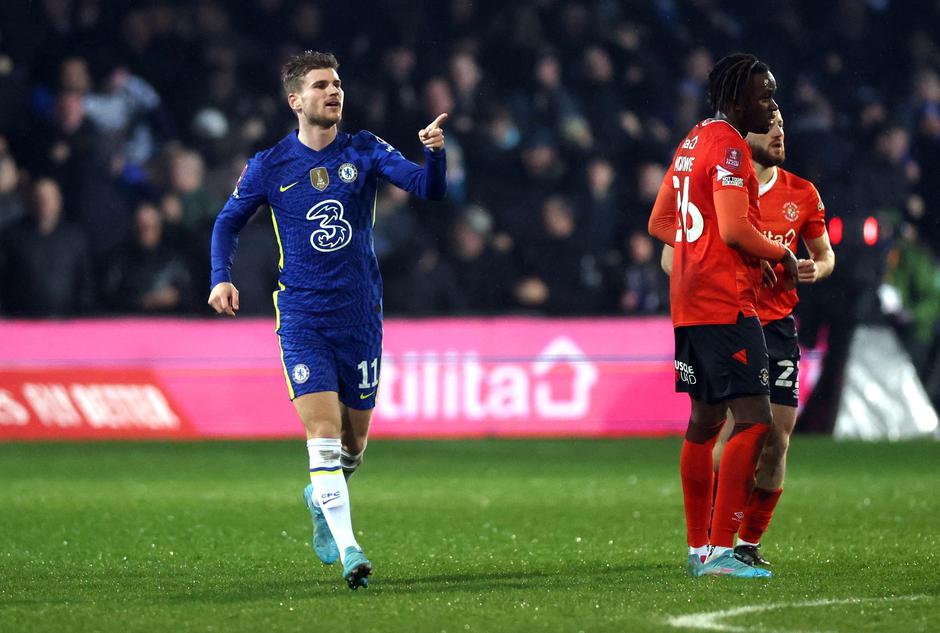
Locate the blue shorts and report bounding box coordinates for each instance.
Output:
[276,314,383,409]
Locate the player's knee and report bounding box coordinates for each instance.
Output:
[733,400,772,426]
[343,436,367,457]
[685,416,724,443]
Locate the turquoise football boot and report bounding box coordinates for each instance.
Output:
[701,550,772,578]
[303,484,339,565]
[342,546,373,590]
[687,553,706,577]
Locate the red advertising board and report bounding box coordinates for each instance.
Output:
[0,368,195,439]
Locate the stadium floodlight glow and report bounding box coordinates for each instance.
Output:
[863,216,879,246]
[829,216,843,245]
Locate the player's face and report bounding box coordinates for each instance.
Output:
[747,111,785,166]
[293,67,343,128]
[741,71,778,134]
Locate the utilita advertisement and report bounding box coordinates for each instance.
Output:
[0,318,822,441]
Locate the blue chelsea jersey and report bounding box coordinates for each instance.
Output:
[211,130,447,327]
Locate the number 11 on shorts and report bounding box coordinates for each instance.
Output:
[357,358,379,389]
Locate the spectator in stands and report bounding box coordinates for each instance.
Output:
[373,184,419,289]
[576,156,621,261]
[578,46,625,159]
[0,178,94,316]
[423,76,466,204]
[910,69,940,246]
[447,205,518,314]
[489,132,565,240]
[0,144,25,230]
[614,230,669,315]
[165,147,222,234]
[102,201,192,314]
[373,46,423,142]
[674,47,713,136]
[850,123,919,217]
[626,161,668,234]
[84,65,162,167]
[515,195,600,315]
[386,239,462,316]
[26,89,98,218]
[449,51,485,137]
[512,51,592,151]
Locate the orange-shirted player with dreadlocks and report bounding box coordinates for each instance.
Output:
[648,53,798,578]
[664,109,835,568]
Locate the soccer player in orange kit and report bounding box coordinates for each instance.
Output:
[648,53,798,578]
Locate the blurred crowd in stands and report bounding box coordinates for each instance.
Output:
[0,0,937,392]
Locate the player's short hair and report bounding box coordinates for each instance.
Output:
[281,51,339,95]
[707,53,769,113]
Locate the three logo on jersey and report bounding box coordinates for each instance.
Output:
[281,163,360,253]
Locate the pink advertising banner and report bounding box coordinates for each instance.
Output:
[0,318,822,441]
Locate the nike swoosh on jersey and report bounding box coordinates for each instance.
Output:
[279,181,299,192]
[360,391,376,400]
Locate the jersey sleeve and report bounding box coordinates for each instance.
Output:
[708,140,749,193]
[366,132,447,200]
[648,171,677,246]
[801,184,827,240]
[210,156,268,287]
[707,137,786,261]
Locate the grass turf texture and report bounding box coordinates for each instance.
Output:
[0,438,937,633]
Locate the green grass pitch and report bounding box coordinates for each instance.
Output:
[1,438,937,632]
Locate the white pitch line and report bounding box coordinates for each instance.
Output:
[665,595,929,633]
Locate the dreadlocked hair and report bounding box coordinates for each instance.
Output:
[707,53,769,113]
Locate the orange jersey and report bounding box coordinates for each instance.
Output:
[659,119,764,327]
[756,167,827,324]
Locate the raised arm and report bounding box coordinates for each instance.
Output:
[371,115,448,200]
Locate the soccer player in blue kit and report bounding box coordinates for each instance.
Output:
[208,51,447,590]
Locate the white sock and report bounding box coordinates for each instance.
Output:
[708,546,732,560]
[689,545,709,559]
[307,438,359,560]
[340,446,365,481]
[736,538,759,547]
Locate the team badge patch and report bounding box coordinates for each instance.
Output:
[310,167,330,191]
[783,202,799,222]
[292,364,310,384]
[338,162,358,183]
[722,148,742,169]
